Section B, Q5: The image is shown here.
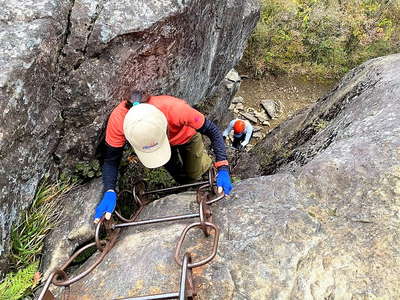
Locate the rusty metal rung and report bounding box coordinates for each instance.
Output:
[40,169,219,299]
[143,181,208,195]
[113,213,199,229]
[117,292,179,300]
[115,254,193,300]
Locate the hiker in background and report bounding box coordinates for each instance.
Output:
[94,91,233,223]
[222,119,253,150]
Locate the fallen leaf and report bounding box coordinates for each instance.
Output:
[34,272,42,285]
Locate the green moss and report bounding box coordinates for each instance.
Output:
[0,262,39,300]
[327,207,338,217]
[70,246,97,265]
[281,149,293,159]
[313,119,329,131]
[307,210,316,218]
[231,176,241,183]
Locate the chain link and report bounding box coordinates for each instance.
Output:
[38,168,224,300]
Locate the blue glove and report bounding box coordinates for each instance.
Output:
[216,168,233,195]
[94,190,117,223]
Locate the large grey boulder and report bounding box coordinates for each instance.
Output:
[234,53,400,178]
[0,0,259,271]
[43,54,400,298]
[51,174,399,298]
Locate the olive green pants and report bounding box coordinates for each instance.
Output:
[164,133,212,184]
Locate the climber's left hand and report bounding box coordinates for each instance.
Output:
[216,167,233,195]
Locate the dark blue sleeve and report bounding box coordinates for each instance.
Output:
[102,143,124,191]
[197,118,228,164]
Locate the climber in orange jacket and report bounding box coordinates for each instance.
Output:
[94,91,232,223]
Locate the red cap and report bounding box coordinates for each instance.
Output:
[233,120,245,134]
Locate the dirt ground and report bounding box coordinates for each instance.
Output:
[233,74,336,147]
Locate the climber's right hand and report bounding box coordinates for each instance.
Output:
[94,190,117,224]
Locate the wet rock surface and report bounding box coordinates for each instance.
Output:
[41,54,400,299]
[0,0,260,268]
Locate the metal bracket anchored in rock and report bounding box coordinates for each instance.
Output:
[38,168,224,300]
[38,220,120,300]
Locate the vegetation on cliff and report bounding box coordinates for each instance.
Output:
[0,181,74,299]
[241,0,400,80]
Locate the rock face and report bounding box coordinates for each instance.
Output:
[0,0,260,270]
[198,69,241,130]
[234,53,400,178]
[0,0,69,272]
[41,179,102,280]
[43,54,400,298]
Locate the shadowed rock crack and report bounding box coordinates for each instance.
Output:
[48,0,76,162]
[58,0,76,63]
[51,0,76,101]
[73,0,107,70]
[84,1,105,53]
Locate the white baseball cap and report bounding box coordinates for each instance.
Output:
[123,104,171,168]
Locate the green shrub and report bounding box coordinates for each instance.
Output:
[0,262,39,300]
[143,168,176,191]
[60,160,102,183]
[118,147,176,193]
[241,0,400,80]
